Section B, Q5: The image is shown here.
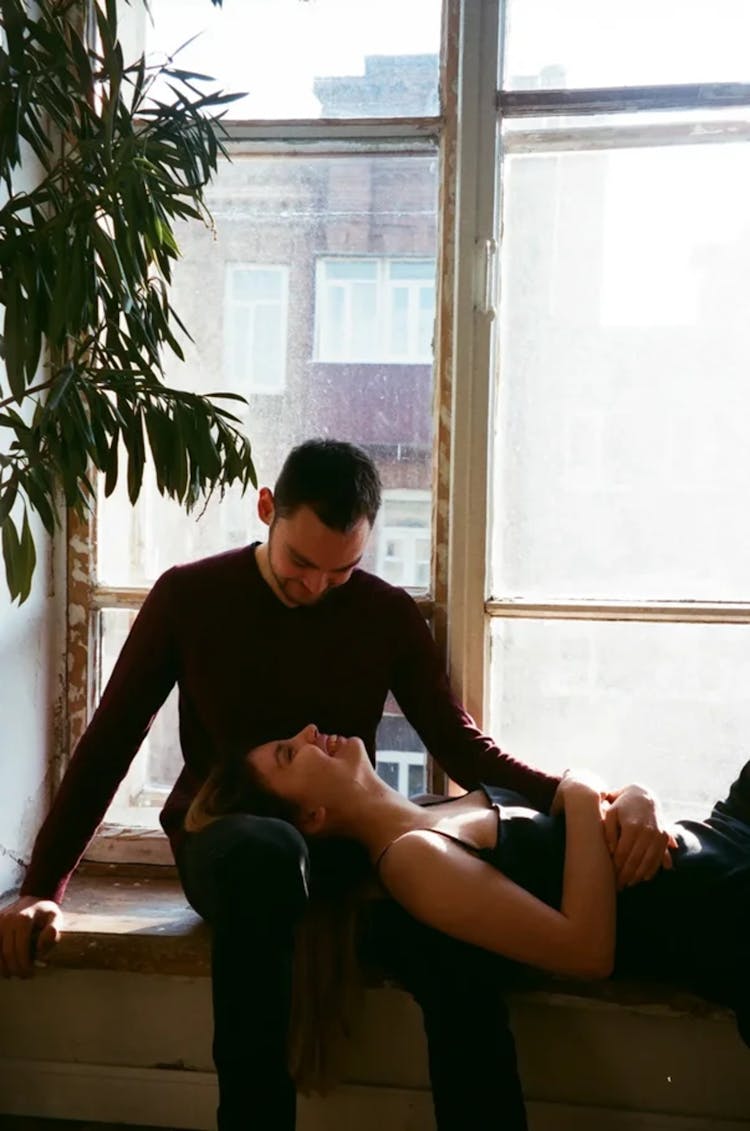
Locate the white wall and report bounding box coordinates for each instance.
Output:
[0,132,66,898]
[0,527,64,897]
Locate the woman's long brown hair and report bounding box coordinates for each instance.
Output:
[186,751,373,1094]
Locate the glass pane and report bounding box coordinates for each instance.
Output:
[231,267,283,302]
[376,710,427,798]
[142,0,441,118]
[97,151,437,587]
[326,260,378,281]
[376,760,400,790]
[491,139,750,602]
[390,259,434,280]
[100,609,178,829]
[375,490,431,591]
[503,0,750,90]
[489,618,750,821]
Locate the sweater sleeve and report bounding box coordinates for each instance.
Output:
[389,589,560,812]
[21,569,180,903]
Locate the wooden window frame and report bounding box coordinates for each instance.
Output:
[66,1,462,857]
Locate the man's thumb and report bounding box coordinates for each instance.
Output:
[34,913,61,960]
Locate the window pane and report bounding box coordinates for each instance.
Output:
[99,609,177,829]
[316,257,436,363]
[326,260,378,281]
[488,617,750,821]
[143,0,440,118]
[376,710,427,797]
[375,489,431,591]
[389,259,434,280]
[503,0,750,90]
[491,139,750,602]
[97,152,437,589]
[224,264,288,394]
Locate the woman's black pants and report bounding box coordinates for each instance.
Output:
[177,813,528,1131]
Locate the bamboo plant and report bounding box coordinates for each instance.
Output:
[0,0,254,603]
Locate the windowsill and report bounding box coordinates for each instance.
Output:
[50,864,734,1026]
[48,862,209,976]
[84,825,174,867]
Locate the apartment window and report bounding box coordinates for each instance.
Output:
[315,257,436,363]
[223,264,289,394]
[376,489,431,590]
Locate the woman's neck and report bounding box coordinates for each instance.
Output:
[329,776,438,862]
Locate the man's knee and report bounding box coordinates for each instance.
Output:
[183,814,310,925]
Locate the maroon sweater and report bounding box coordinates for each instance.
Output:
[22,544,559,903]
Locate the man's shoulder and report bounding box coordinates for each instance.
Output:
[346,568,416,607]
[340,569,424,628]
[157,544,258,597]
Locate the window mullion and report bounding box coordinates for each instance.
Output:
[499,82,750,119]
[487,599,750,625]
[446,0,501,730]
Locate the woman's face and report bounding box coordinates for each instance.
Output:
[247,723,368,816]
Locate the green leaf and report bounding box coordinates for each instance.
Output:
[1,512,22,602]
[17,506,36,603]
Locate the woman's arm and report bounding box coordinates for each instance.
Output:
[378,778,616,979]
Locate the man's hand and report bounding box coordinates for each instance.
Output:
[603,785,676,889]
[0,895,62,978]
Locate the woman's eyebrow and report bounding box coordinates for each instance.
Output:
[274,742,286,768]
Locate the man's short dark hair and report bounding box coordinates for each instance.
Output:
[273,439,382,531]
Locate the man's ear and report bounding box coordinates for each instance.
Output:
[297,806,328,837]
[257,487,275,528]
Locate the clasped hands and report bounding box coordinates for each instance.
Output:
[553,771,676,890]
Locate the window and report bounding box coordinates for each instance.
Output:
[376,489,431,590]
[447,0,750,824]
[71,2,750,842]
[315,257,436,363]
[75,0,444,831]
[223,264,289,394]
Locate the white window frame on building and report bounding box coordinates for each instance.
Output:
[223,262,289,395]
[314,256,436,364]
[376,488,432,591]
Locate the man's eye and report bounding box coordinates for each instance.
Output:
[284,745,294,763]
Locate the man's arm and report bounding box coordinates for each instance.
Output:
[388,587,560,811]
[388,587,671,883]
[0,569,180,976]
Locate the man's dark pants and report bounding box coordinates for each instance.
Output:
[177,814,528,1131]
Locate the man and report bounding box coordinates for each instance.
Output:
[0,439,669,1131]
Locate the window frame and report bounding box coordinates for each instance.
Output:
[223,261,290,395]
[67,1,459,855]
[314,255,436,364]
[447,2,750,754]
[68,0,750,857]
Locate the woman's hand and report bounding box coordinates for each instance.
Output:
[603,784,676,889]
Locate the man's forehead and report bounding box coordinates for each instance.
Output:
[279,508,371,569]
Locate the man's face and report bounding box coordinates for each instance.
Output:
[266,504,371,607]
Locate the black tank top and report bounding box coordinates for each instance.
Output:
[376,785,567,911]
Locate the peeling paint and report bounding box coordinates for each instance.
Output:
[0,844,28,868]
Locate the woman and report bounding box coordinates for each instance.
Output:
[187,724,750,1104]
[188,722,616,980]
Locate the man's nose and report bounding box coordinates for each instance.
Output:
[302,570,329,594]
